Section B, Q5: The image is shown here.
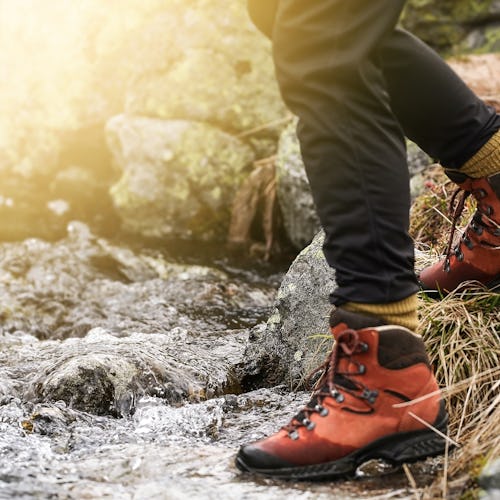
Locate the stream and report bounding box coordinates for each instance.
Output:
[0,222,443,499]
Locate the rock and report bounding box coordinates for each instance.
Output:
[0,0,286,240]
[26,327,248,416]
[106,115,255,240]
[480,459,500,499]
[244,231,335,386]
[276,119,321,250]
[402,0,500,54]
[0,221,275,341]
[124,0,287,143]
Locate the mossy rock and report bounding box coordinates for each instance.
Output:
[402,0,500,54]
[124,0,287,141]
[106,115,255,240]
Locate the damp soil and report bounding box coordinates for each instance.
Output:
[0,224,443,499]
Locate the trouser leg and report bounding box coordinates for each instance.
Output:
[272,0,416,305]
[378,29,500,169]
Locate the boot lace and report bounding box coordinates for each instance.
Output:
[443,186,500,273]
[282,329,378,440]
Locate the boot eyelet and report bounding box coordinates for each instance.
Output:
[330,389,344,403]
[362,389,378,404]
[454,247,464,262]
[288,430,299,440]
[360,342,369,353]
[315,405,329,417]
[443,259,451,273]
[358,364,366,374]
[303,418,315,431]
[462,235,474,250]
[473,224,484,236]
[485,205,493,216]
[476,189,488,199]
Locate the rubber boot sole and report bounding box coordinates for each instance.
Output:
[235,411,449,481]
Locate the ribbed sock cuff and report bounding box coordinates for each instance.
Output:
[458,130,500,179]
[343,294,419,331]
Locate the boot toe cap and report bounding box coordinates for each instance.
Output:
[236,444,294,472]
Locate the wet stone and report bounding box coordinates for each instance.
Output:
[0,222,276,415]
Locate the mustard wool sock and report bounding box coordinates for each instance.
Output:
[457,129,500,179]
[343,294,419,331]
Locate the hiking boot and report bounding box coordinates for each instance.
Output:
[235,309,448,480]
[419,172,500,294]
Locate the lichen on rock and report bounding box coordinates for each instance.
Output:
[107,115,255,240]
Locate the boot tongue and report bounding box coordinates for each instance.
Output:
[329,308,386,337]
[487,173,500,198]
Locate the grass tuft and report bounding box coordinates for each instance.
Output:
[417,286,499,497]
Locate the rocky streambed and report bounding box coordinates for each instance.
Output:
[0,223,446,499]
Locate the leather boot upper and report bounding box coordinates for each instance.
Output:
[419,172,500,293]
[238,310,442,469]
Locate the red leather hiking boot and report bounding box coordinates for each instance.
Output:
[235,309,447,480]
[419,172,500,294]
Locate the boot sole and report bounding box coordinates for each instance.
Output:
[235,412,449,481]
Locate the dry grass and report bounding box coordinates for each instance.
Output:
[417,281,500,497]
[412,176,499,497]
[410,166,475,251]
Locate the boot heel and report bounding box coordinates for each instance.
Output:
[385,431,448,464]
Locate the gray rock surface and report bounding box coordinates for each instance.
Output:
[276,119,321,250]
[480,458,500,499]
[0,221,277,415]
[245,231,336,386]
[107,115,255,240]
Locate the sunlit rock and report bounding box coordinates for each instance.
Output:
[107,115,255,240]
[123,0,286,145]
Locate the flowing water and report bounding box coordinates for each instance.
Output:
[0,223,442,499]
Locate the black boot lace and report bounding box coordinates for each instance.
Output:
[443,186,500,273]
[282,329,378,440]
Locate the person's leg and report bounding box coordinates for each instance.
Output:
[271,0,418,316]
[236,0,446,479]
[377,29,500,292]
[378,28,500,167]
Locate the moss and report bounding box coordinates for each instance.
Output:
[402,0,499,55]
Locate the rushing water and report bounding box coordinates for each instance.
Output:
[0,223,443,499]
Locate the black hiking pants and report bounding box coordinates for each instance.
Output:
[248,0,500,306]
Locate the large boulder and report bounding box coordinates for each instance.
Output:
[245,231,335,386]
[124,0,287,143]
[107,115,255,240]
[0,0,286,240]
